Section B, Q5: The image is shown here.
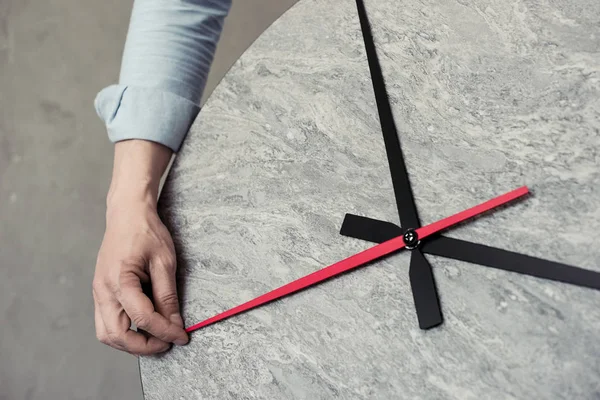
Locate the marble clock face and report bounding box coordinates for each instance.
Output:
[142,0,600,399]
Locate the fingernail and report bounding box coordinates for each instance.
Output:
[170,314,184,328]
[174,336,188,346]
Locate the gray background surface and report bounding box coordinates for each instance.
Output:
[0,0,296,399]
[143,0,600,398]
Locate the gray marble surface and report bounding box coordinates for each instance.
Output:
[141,0,600,398]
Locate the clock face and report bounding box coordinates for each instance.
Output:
[142,0,600,399]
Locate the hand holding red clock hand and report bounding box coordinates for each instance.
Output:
[185,186,529,333]
[93,141,189,355]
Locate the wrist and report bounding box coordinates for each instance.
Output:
[107,179,157,212]
[106,140,173,211]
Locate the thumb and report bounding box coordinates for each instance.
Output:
[149,253,187,333]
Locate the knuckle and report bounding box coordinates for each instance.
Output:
[130,312,151,329]
[106,331,123,346]
[91,280,99,295]
[157,292,179,308]
[117,257,145,276]
[96,332,109,345]
[115,267,142,296]
[156,253,177,272]
[92,279,105,299]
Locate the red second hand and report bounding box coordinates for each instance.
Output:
[185,186,529,333]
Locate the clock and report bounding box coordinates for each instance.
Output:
[141,0,600,398]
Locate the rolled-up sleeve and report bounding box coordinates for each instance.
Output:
[94,0,232,152]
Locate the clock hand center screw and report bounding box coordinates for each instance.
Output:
[403,229,420,250]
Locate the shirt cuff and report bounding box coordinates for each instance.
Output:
[94,84,200,152]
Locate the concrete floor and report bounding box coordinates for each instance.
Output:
[0,0,296,399]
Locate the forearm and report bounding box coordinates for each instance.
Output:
[119,0,232,103]
[107,140,172,211]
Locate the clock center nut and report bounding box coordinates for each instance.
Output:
[402,229,420,250]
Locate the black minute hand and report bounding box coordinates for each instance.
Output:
[355,0,420,229]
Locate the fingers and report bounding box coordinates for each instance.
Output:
[94,280,171,355]
[93,203,189,355]
[117,269,188,346]
[99,292,171,355]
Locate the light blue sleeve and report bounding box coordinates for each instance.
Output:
[94,0,232,152]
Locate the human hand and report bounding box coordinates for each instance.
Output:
[93,140,188,355]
